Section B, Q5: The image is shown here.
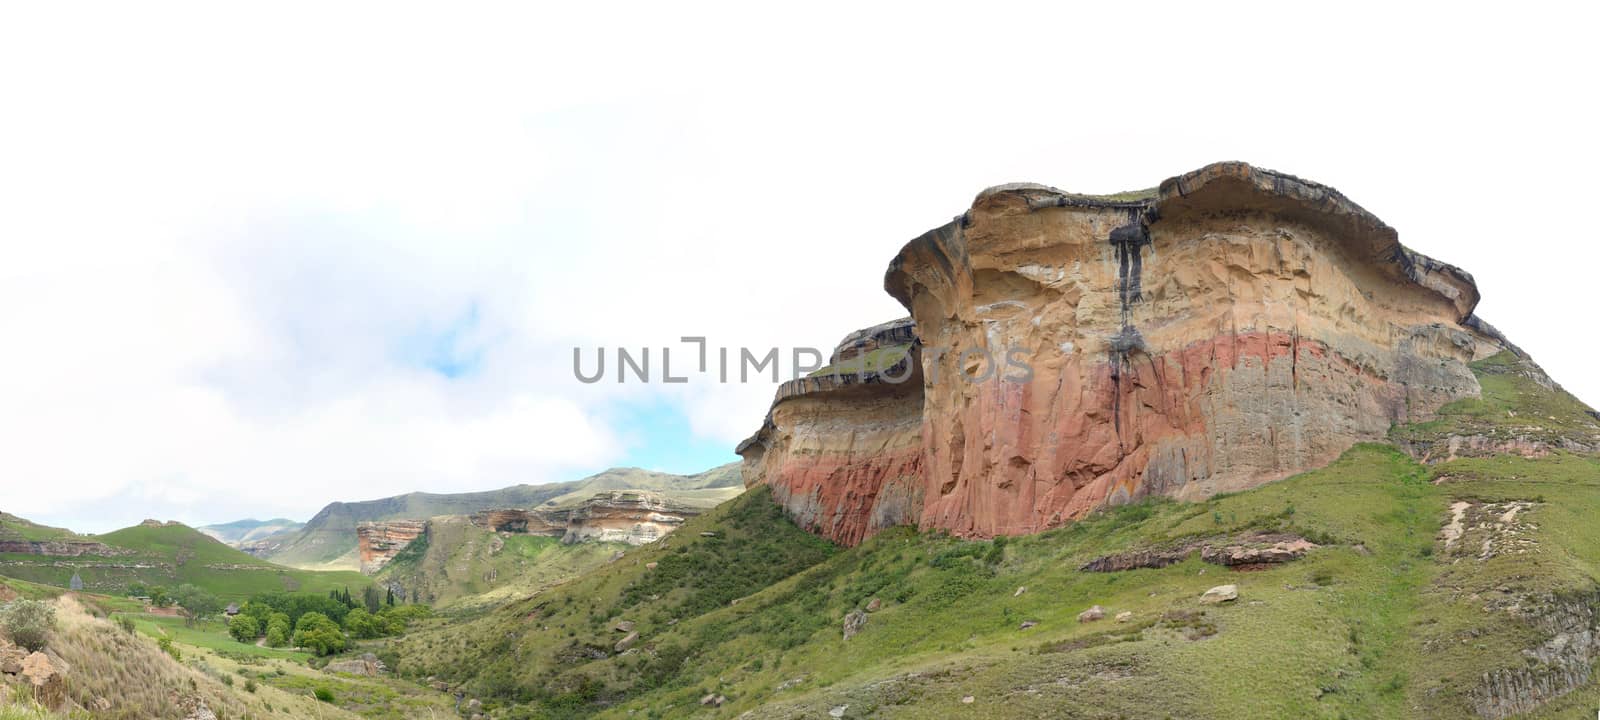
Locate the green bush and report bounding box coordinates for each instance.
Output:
[228,614,260,643]
[157,636,182,661]
[0,599,56,652]
[293,612,347,656]
[313,687,335,703]
[115,614,136,634]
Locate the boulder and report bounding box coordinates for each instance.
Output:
[613,620,635,633]
[1200,584,1239,604]
[1115,611,1134,623]
[865,598,882,612]
[1077,605,1105,623]
[20,652,66,710]
[1019,620,1038,630]
[615,631,639,652]
[645,562,658,570]
[0,642,25,675]
[843,610,868,640]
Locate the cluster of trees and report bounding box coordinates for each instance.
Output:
[226,587,430,656]
[126,582,221,628]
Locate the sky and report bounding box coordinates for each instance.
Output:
[1,2,1596,533]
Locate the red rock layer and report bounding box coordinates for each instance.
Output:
[741,162,1511,546]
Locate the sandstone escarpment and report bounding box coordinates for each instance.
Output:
[356,521,426,574]
[737,318,925,546]
[741,162,1514,545]
[560,491,700,545]
[468,508,570,537]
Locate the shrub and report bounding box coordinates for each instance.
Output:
[228,614,260,643]
[313,687,335,703]
[115,614,137,634]
[157,636,182,661]
[244,679,258,693]
[0,599,57,652]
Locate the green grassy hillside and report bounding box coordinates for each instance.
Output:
[0,520,368,601]
[376,515,623,609]
[381,352,1600,719]
[265,463,743,570]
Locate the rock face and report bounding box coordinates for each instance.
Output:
[561,491,698,545]
[740,162,1512,545]
[0,539,126,557]
[356,520,427,574]
[468,508,569,537]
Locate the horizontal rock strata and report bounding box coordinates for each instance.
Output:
[741,162,1514,545]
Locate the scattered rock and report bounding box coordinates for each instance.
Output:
[19,652,66,709]
[843,610,868,640]
[645,562,658,570]
[1013,586,1026,597]
[700,693,718,706]
[185,700,218,720]
[1077,605,1105,622]
[466,698,482,711]
[1115,611,1134,623]
[776,676,807,691]
[1019,620,1038,630]
[324,653,385,677]
[615,631,639,652]
[829,705,849,718]
[0,641,25,675]
[1200,584,1239,604]
[961,695,975,704]
[614,620,635,633]
[865,597,882,612]
[700,532,718,537]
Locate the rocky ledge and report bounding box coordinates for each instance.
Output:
[740,161,1520,546]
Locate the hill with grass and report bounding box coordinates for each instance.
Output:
[197,518,304,547]
[374,515,623,609]
[376,352,1600,719]
[0,518,368,601]
[262,463,742,571]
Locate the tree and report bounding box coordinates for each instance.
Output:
[385,586,395,607]
[362,585,381,614]
[127,581,149,598]
[0,599,56,652]
[292,612,347,656]
[343,608,381,639]
[148,586,171,607]
[228,614,260,643]
[172,584,222,628]
[264,615,291,648]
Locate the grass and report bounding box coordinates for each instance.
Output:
[0,521,370,601]
[807,344,912,379]
[376,516,621,609]
[1390,351,1600,457]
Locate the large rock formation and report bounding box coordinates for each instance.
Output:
[740,162,1511,545]
[561,491,699,545]
[468,508,570,537]
[356,521,427,574]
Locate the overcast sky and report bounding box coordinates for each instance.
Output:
[2,2,1596,533]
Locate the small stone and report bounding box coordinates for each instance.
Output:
[829,705,849,718]
[645,562,658,570]
[1077,605,1105,622]
[615,631,639,652]
[843,610,868,640]
[1114,611,1133,623]
[1013,586,1026,597]
[961,695,975,703]
[614,620,635,633]
[1019,620,1038,630]
[1200,584,1239,604]
[700,693,718,706]
[865,597,882,612]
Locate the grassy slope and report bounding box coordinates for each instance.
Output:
[382,352,1600,719]
[376,516,622,609]
[0,522,368,601]
[0,514,80,543]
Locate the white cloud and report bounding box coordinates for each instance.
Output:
[1,1,1596,531]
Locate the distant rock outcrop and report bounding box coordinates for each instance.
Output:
[740,162,1515,545]
[356,520,427,574]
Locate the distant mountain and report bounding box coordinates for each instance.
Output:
[0,515,366,600]
[261,463,743,570]
[197,518,305,546]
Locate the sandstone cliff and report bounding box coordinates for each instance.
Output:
[740,162,1514,545]
[356,520,427,574]
[559,490,698,545]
